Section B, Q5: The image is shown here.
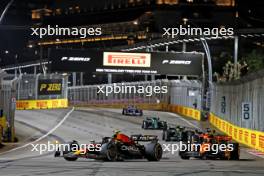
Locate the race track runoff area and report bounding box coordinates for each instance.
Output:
[0,108,263,176]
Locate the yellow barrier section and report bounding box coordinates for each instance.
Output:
[209,113,264,152]
[168,104,201,121]
[16,99,68,110]
[0,115,7,144]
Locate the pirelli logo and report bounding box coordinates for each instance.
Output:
[103,52,151,67]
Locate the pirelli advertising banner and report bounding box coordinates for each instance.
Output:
[50,49,204,76]
[38,79,63,96]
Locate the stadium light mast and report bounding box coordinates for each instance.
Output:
[0,0,15,24]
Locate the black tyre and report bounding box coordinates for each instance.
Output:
[145,142,163,161]
[230,143,240,160]
[180,155,190,160]
[179,151,190,160]
[64,155,78,161]
[101,142,118,161]
[62,140,79,155]
[62,140,79,161]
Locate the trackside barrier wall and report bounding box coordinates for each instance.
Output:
[210,70,264,152]
[68,79,203,121]
[13,74,69,110]
[0,70,17,142]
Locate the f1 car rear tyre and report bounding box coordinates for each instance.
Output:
[101,142,118,161]
[145,143,163,161]
[179,151,190,160]
[230,143,240,160]
[64,155,78,161]
[180,155,190,160]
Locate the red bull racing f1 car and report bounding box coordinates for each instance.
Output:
[55,131,162,161]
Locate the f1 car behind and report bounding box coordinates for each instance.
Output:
[55,131,163,161]
[142,117,167,130]
[179,129,240,160]
[162,126,187,141]
[122,105,143,116]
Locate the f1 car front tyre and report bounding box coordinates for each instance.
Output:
[62,140,79,161]
[145,143,163,161]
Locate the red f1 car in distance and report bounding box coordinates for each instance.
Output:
[55,131,163,161]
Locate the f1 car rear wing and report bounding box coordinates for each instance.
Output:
[130,134,158,142]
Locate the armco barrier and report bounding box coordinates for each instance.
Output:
[209,113,264,152]
[16,99,68,110]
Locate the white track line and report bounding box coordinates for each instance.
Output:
[0,107,74,155]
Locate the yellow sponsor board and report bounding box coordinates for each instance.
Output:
[209,113,264,152]
[16,99,68,110]
[168,104,201,121]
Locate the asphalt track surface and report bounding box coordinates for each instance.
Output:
[0,108,263,176]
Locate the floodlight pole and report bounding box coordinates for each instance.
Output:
[202,40,213,105]
[0,0,15,24]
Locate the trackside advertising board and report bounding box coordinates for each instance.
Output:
[38,79,63,96]
[151,52,203,76]
[50,49,102,72]
[50,49,204,76]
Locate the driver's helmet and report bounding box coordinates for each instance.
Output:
[113,129,121,138]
